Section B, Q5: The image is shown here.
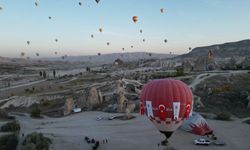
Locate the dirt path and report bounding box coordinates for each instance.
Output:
[189,70,249,90]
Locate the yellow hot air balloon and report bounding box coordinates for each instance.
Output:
[133,16,139,23]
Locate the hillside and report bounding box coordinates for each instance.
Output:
[180,39,250,58]
[43,52,175,64]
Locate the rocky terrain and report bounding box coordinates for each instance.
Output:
[180,39,250,59]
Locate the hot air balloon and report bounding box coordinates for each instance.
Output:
[55,39,58,42]
[98,53,101,56]
[54,51,58,55]
[27,41,30,45]
[131,46,133,48]
[181,112,213,136]
[140,79,193,145]
[95,0,100,4]
[143,39,146,42]
[36,53,39,56]
[107,42,110,46]
[160,8,165,13]
[48,16,52,20]
[122,48,125,51]
[164,39,168,43]
[0,6,3,10]
[91,34,94,38]
[21,52,25,57]
[99,28,103,33]
[189,47,192,51]
[79,2,82,6]
[133,16,138,23]
[35,0,39,6]
[140,29,143,33]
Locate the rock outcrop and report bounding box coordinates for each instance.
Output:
[63,97,74,116]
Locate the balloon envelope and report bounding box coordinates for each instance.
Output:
[133,16,138,23]
[140,79,193,138]
[181,112,213,136]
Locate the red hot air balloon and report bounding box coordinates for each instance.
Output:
[140,79,193,145]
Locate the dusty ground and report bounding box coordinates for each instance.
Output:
[10,111,250,150]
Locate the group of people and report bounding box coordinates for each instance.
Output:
[84,136,109,150]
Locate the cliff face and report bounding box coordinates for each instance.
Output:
[180,40,250,59]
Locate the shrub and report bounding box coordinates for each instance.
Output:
[41,100,50,107]
[215,112,232,121]
[30,108,41,118]
[58,85,64,90]
[22,132,51,150]
[1,121,20,132]
[176,67,184,76]
[10,93,15,97]
[0,134,18,150]
[243,119,250,125]
[0,109,8,119]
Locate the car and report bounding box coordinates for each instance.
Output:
[194,139,211,145]
[96,116,103,121]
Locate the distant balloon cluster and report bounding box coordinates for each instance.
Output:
[0,0,193,60]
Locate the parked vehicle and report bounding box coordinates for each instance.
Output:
[194,139,211,145]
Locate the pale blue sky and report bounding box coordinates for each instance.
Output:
[0,0,250,58]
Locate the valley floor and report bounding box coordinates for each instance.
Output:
[10,111,250,150]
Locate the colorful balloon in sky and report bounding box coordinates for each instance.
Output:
[160,8,165,13]
[140,79,193,145]
[21,52,25,57]
[133,16,139,23]
[95,0,100,4]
